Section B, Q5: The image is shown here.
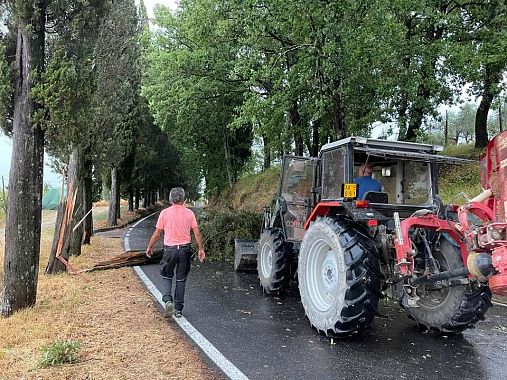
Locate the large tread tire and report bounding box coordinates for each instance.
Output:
[402,236,492,332]
[298,217,383,336]
[257,228,291,294]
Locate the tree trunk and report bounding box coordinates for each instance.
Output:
[288,103,304,155]
[46,146,85,274]
[444,109,448,146]
[45,198,66,274]
[82,157,93,245]
[397,17,414,140]
[142,185,148,208]
[311,119,320,157]
[135,188,140,210]
[1,14,46,317]
[262,134,270,170]
[499,102,503,132]
[223,133,234,187]
[116,182,121,219]
[128,184,134,211]
[331,79,346,139]
[108,167,118,226]
[404,22,444,142]
[475,65,500,148]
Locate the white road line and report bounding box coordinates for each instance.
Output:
[123,212,159,252]
[493,301,507,307]
[133,266,249,380]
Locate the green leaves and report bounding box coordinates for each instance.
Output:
[143,0,253,195]
[38,340,81,368]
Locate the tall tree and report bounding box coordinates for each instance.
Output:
[1,0,46,316]
[40,1,108,273]
[144,1,252,196]
[447,0,507,147]
[94,0,141,225]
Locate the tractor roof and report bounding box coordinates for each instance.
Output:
[321,137,474,165]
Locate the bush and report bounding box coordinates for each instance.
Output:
[38,340,81,368]
[198,208,262,260]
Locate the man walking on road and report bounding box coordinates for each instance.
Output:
[146,187,205,318]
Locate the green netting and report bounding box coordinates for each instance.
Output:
[42,188,66,210]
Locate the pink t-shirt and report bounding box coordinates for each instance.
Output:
[156,205,198,246]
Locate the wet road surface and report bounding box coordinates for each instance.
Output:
[127,213,507,380]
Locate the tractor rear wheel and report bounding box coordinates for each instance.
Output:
[257,228,291,294]
[298,217,383,335]
[402,236,492,332]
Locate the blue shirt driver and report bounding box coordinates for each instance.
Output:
[353,163,382,199]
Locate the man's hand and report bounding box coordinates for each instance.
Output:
[198,249,206,263]
[146,229,162,259]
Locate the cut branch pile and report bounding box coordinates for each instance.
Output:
[85,248,164,272]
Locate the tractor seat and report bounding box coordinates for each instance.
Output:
[363,191,388,203]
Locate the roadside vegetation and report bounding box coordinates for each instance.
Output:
[0,213,218,380]
[438,144,484,204]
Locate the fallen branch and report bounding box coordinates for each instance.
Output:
[82,248,164,272]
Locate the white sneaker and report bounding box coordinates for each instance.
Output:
[164,301,174,318]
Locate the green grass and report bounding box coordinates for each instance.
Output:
[438,144,484,204]
[210,166,281,212]
[441,143,484,160]
[92,204,128,223]
[438,163,482,204]
[38,340,81,368]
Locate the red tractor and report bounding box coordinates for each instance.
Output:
[236,133,507,335]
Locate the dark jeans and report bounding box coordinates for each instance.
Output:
[159,245,192,312]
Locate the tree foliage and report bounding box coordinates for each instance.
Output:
[143,0,507,193]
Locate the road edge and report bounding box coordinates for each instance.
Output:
[132,266,249,380]
[124,212,249,380]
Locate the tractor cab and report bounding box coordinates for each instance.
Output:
[277,137,473,241]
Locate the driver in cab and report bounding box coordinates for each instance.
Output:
[354,163,382,199]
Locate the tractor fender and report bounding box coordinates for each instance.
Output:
[304,201,343,230]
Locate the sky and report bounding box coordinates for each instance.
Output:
[141,0,177,18]
[0,1,178,188]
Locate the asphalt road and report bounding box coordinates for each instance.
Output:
[127,212,507,380]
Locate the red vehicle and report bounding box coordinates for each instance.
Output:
[236,133,507,335]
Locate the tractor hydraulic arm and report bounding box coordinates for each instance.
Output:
[393,213,467,276]
[393,194,507,295]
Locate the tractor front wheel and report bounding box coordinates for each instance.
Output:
[257,228,291,294]
[298,217,383,335]
[402,236,492,332]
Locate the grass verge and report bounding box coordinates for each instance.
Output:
[210,166,280,212]
[0,222,220,379]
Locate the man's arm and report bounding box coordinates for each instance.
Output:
[192,226,206,262]
[146,229,162,258]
